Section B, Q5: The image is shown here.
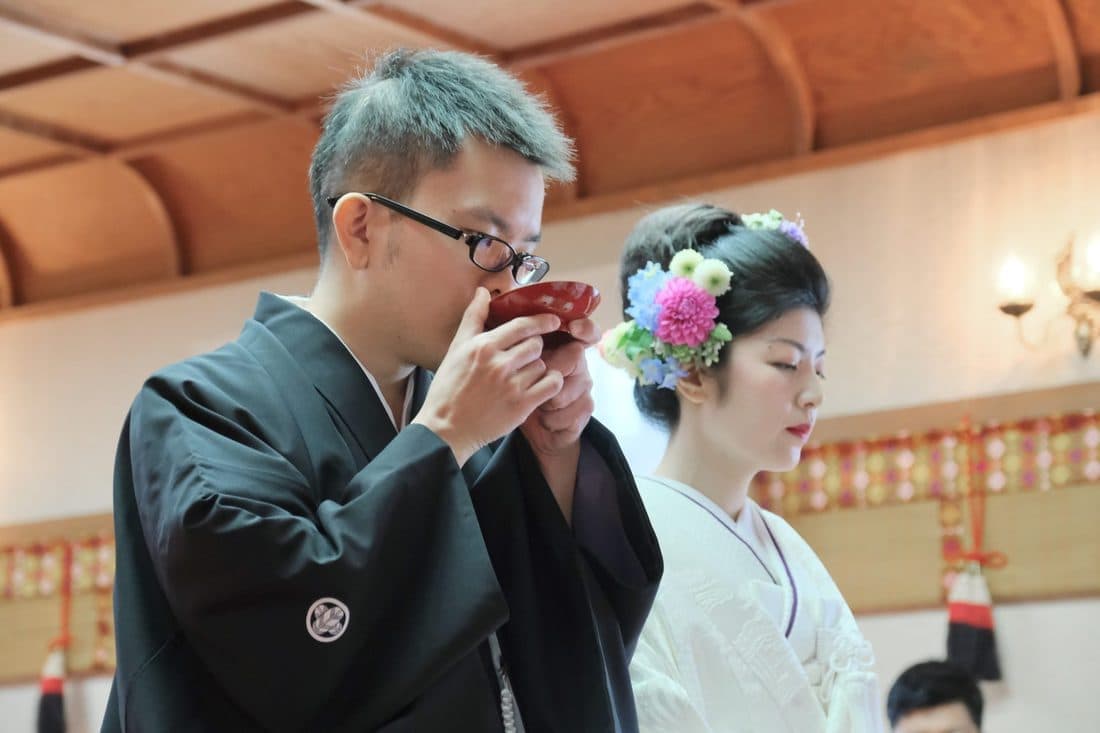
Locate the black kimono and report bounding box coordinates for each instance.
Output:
[102,293,662,732]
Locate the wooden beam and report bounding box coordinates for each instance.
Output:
[0,111,318,183]
[0,56,99,93]
[505,3,720,70]
[0,108,107,155]
[700,0,796,11]
[0,227,13,308]
[0,152,79,179]
[136,60,294,114]
[736,7,815,154]
[339,0,497,55]
[118,1,314,58]
[109,111,289,160]
[0,251,318,326]
[0,12,122,66]
[543,91,1100,223]
[1041,0,1083,100]
[0,9,287,117]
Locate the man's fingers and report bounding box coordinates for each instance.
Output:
[488,313,561,349]
[501,335,545,372]
[512,358,548,389]
[526,368,564,407]
[566,317,601,346]
[541,340,586,378]
[541,371,592,411]
[453,288,490,343]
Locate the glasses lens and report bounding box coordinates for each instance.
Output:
[468,235,514,272]
[515,257,549,285]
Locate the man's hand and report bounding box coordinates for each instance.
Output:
[520,318,598,455]
[413,288,564,466]
[520,318,600,521]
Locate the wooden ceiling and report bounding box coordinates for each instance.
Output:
[0,0,1098,315]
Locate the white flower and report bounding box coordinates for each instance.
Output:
[692,259,732,296]
[669,249,704,278]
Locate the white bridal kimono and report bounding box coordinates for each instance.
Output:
[630,476,884,733]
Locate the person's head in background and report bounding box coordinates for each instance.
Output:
[888,660,982,733]
[612,203,829,512]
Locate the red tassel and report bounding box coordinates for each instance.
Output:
[944,418,1005,681]
[37,647,66,733]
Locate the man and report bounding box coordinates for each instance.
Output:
[103,49,662,732]
[887,660,983,733]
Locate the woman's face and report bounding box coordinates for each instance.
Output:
[697,306,826,474]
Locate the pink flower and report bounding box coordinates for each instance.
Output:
[654,277,718,346]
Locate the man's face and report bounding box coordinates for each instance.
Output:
[894,702,979,733]
[375,138,546,371]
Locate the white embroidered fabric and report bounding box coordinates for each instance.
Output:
[630,477,885,733]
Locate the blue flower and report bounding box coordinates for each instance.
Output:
[626,262,670,333]
[626,302,661,332]
[639,356,688,390]
[659,357,688,390]
[627,263,670,309]
[639,358,666,386]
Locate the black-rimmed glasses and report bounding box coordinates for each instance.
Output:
[326,193,550,285]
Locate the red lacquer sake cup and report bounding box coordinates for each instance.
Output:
[486,280,602,347]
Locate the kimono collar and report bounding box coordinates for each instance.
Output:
[249,291,431,462]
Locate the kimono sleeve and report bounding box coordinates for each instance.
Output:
[125,375,505,731]
[630,606,713,733]
[570,420,663,654]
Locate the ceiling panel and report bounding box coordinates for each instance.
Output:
[158,9,444,102]
[0,158,179,303]
[759,0,1055,107]
[756,0,1061,145]
[1064,0,1100,92]
[0,23,70,75]
[0,0,1091,312]
[0,126,72,172]
[546,17,794,195]
[390,0,694,51]
[128,117,318,273]
[0,0,284,44]
[0,66,258,144]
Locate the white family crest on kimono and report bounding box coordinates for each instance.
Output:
[631,476,884,733]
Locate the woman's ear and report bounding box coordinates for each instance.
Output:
[676,367,707,405]
[330,193,381,270]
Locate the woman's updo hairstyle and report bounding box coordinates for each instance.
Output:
[618,202,830,432]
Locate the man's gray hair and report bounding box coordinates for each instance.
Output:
[308,48,576,255]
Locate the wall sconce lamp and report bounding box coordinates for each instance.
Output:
[997,234,1100,357]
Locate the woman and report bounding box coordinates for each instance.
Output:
[601,204,882,732]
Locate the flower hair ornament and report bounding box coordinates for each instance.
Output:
[741,208,809,248]
[599,209,807,389]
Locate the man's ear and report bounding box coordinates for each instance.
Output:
[330,193,383,270]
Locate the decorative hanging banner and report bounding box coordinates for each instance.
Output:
[753,410,1099,516]
[752,409,1098,604]
[0,531,115,683]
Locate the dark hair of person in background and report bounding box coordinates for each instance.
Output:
[887,660,983,729]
